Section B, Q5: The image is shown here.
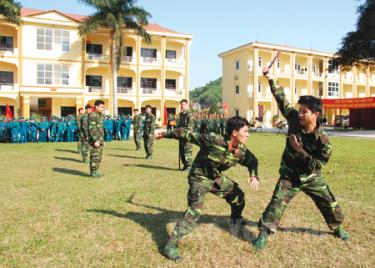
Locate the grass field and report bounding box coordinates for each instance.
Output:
[0,133,374,267]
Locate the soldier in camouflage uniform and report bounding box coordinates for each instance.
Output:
[177,99,194,171]
[88,100,105,178]
[78,105,92,163]
[253,68,349,250]
[132,109,143,150]
[142,105,156,159]
[156,116,259,262]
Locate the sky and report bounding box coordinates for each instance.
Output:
[19,0,362,89]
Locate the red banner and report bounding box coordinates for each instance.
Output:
[322,97,375,109]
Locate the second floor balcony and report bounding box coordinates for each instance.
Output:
[0,83,15,91]
[141,57,161,65]
[121,56,134,64]
[142,87,160,94]
[87,86,102,93]
[86,53,110,61]
[164,88,184,96]
[117,87,133,94]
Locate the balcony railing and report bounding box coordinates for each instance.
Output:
[141,57,160,64]
[86,53,109,61]
[312,71,323,78]
[295,69,307,76]
[166,58,185,66]
[0,47,14,53]
[121,56,134,63]
[0,84,15,91]
[165,88,183,96]
[87,86,102,93]
[276,68,291,75]
[117,87,132,94]
[142,87,160,94]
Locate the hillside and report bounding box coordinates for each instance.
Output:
[190,77,222,109]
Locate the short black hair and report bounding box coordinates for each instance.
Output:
[298,95,322,113]
[180,99,188,104]
[145,105,152,110]
[134,109,139,112]
[85,104,91,110]
[226,116,250,137]
[94,100,105,107]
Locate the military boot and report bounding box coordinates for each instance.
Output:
[253,231,268,250]
[333,225,350,241]
[90,170,103,178]
[163,240,182,263]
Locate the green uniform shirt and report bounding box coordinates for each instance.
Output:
[177,110,193,131]
[165,128,258,180]
[143,113,156,136]
[269,79,332,178]
[132,114,143,131]
[88,110,104,146]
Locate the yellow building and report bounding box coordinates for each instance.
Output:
[0,8,192,121]
[219,42,375,126]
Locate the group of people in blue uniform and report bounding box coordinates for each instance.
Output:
[0,114,135,143]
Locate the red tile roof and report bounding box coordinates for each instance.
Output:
[20,8,188,35]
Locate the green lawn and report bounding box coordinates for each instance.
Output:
[0,134,374,267]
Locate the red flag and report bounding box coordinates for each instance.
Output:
[5,104,13,119]
[223,103,229,116]
[163,101,168,126]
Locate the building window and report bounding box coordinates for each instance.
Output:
[294,86,298,95]
[61,106,76,116]
[0,36,13,50]
[235,60,240,70]
[235,85,240,94]
[277,59,280,69]
[141,78,157,89]
[258,81,262,93]
[166,50,176,59]
[141,48,157,58]
[165,79,176,89]
[37,64,69,85]
[125,46,133,56]
[328,82,339,97]
[0,71,14,84]
[86,75,102,87]
[312,65,316,74]
[258,56,262,68]
[37,28,70,52]
[117,77,132,88]
[235,109,240,116]
[86,44,103,55]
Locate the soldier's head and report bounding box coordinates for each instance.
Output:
[78,108,84,115]
[180,99,188,112]
[94,100,105,114]
[298,96,322,128]
[85,104,92,113]
[134,109,139,116]
[145,105,152,115]
[226,116,250,145]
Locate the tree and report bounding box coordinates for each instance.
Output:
[334,0,375,69]
[78,0,151,116]
[0,0,22,25]
[208,103,219,114]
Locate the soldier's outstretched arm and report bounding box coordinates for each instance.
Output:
[156,128,203,148]
[263,68,295,119]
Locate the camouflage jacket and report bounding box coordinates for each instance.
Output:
[143,113,155,136]
[269,79,332,178]
[165,128,258,180]
[177,110,193,131]
[79,112,89,139]
[88,110,104,146]
[132,114,143,131]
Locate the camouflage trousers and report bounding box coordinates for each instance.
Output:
[143,135,154,156]
[259,174,344,234]
[179,139,192,167]
[134,129,142,149]
[79,135,89,160]
[90,146,103,172]
[170,174,245,242]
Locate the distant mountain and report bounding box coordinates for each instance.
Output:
[190,77,222,109]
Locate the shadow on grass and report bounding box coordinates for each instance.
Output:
[106,148,136,151]
[54,156,82,163]
[55,149,78,154]
[53,167,89,177]
[278,226,331,236]
[123,164,178,171]
[87,196,258,254]
[107,154,144,159]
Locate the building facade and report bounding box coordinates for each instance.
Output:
[0,8,192,120]
[219,42,375,126]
